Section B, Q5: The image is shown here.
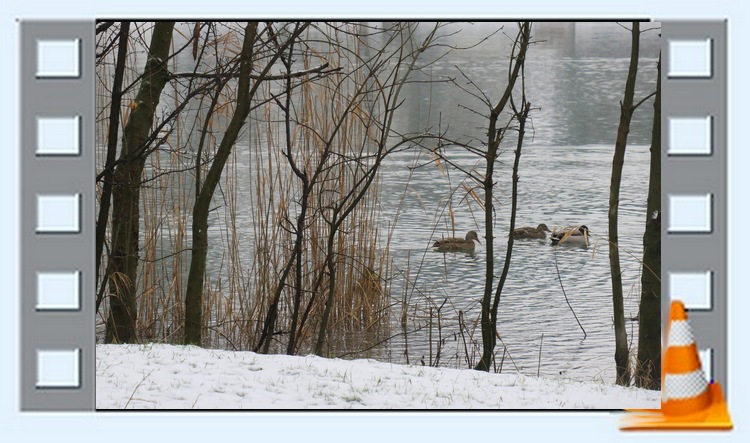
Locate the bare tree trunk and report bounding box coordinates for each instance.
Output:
[475,22,531,371]
[251,24,317,355]
[96,21,130,314]
[313,24,441,356]
[609,21,640,386]
[284,182,310,355]
[105,21,175,343]
[315,220,339,356]
[284,34,310,355]
[476,132,497,372]
[255,248,295,353]
[490,99,531,355]
[314,134,392,356]
[184,22,259,346]
[180,22,307,351]
[635,53,661,389]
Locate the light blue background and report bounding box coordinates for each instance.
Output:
[668,194,712,232]
[36,39,80,78]
[668,117,712,154]
[2,1,748,441]
[668,39,713,77]
[37,116,81,155]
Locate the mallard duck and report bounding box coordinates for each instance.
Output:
[513,223,550,239]
[550,225,590,246]
[432,230,481,252]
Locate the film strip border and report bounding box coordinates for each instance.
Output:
[662,21,727,392]
[18,20,728,410]
[20,21,94,410]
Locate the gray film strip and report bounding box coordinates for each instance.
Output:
[662,21,727,390]
[17,20,729,411]
[20,21,94,410]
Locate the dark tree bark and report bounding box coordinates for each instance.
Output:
[283,35,309,356]
[609,21,640,385]
[184,22,259,346]
[635,53,661,390]
[186,22,309,346]
[96,21,130,314]
[312,24,438,356]
[475,22,531,372]
[105,21,175,343]
[490,99,531,355]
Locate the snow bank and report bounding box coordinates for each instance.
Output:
[96,344,660,409]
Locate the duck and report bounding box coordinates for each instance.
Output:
[513,223,550,239]
[550,225,590,246]
[432,230,481,253]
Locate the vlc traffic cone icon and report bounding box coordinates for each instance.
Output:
[620,300,732,430]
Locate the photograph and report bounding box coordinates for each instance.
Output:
[93,20,662,409]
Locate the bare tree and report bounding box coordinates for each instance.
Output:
[313,24,444,356]
[250,21,330,355]
[475,22,532,371]
[105,22,175,343]
[429,22,532,371]
[96,21,129,312]
[184,22,310,345]
[252,22,445,355]
[635,53,661,390]
[609,21,658,385]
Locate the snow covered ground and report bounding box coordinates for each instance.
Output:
[96,344,660,409]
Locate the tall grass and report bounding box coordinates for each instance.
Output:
[96,22,395,356]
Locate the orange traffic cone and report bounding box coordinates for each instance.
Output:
[620,300,732,431]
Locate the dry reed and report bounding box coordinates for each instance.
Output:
[96,22,396,357]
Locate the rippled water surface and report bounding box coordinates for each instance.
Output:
[142,22,661,383]
[377,142,651,381]
[337,22,660,382]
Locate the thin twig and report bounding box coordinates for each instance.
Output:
[495,332,521,373]
[537,333,544,377]
[553,252,587,339]
[123,369,154,409]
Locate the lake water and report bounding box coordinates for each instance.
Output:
[353,22,660,381]
[102,22,661,384]
[376,142,651,380]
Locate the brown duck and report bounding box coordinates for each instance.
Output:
[513,223,550,239]
[432,230,481,252]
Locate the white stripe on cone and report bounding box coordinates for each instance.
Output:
[664,369,709,400]
[668,320,695,347]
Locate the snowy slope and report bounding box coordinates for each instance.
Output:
[96,344,660,409]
